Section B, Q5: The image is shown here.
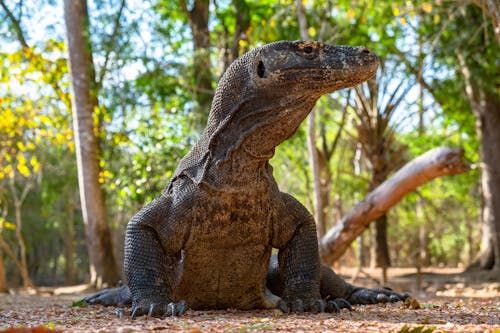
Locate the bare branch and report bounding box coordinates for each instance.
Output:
[0,0,29,48]
[296,0,309,40]
[320,147,470,265]
[0,236,25,275]
[96,0,127,88]
[325,92,350,160]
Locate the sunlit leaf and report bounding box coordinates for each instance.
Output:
[392,6,400,16]
[347,8,356,20]
[422,3,433,13]
[308,27,316,37]
[0,217,16,230]
[30,156,40,172]
[17,163,30,177]
[17,141,27,151]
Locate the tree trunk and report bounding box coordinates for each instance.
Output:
[65,195,76,284]
[460,59,500,270]
[0,253,7,292]
[13,202,33,288]
[373,214,390,267]
[64,0,119,286]
[373,214,390,283]
[182,0,212,129]
[319,147,469,265]
[368,172,391,269]
[417,199,431,267]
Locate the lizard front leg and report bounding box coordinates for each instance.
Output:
[124,193,189,318]
[271,193,326,312]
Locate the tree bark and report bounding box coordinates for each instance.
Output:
[319,147,469,265]
[64,0,119,286]
[0,254,6,292]
[13,202,33,288]
[373,214,390,267]
[367,173,392,269]
[65,195,76,284]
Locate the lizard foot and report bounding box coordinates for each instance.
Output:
[131,300,188,318]
[348,287,410,305]
[83,284,132,307]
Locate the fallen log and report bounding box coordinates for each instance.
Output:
[319,146,470,265]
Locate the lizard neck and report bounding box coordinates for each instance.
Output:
[201,92,317,189]
[168,93,317,192]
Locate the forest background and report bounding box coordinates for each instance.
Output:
[0,0,499,291]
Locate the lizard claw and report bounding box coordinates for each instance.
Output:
[131,304,149,319]
[326,298,353,312]
[165,300,188,317]
[131,300,188,318]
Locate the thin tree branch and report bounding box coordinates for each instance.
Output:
[0,236,25,275]
[0,0,29,48]
[96,0,126,88]
[325,92,350,160]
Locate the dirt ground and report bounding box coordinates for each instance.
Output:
[0,267,499,332]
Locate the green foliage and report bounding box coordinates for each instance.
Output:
[72,300,87,307]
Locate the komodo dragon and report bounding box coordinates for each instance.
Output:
[84,40,409,317]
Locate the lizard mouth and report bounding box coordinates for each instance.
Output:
[261,44,379,93]
[276,66,378,95]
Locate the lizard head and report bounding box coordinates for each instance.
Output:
[253,41,379,98]
[193,41,379,183]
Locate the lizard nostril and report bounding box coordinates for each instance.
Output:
[361,48,371,54]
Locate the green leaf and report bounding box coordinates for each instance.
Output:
[72,300,87,307]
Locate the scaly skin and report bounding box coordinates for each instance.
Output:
[84,41,409,317]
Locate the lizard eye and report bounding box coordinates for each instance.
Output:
[303,46,313,54]
[257,60,266,78]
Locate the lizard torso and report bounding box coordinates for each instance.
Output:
[173,181,280,309]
